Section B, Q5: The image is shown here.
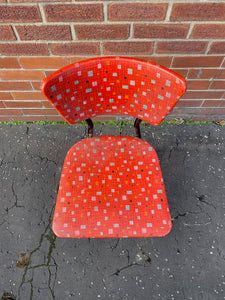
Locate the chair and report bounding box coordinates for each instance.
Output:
[41,57,186,238]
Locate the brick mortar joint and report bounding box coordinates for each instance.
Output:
[186,23,194,39]
[70,25,76,41]
[11,25,20,42]
[103,2,107,22]
[1,21,225,27]
[0,57,225,63]
[164,1,172,22]
[219,57,225,69]
[0,0,224,3]
[0,37,225,42]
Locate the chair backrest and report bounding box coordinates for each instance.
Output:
[41,57,186,125]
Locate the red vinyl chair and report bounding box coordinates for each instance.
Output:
[41,57,186,238]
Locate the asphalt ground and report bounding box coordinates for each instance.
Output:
[0,123,225,300]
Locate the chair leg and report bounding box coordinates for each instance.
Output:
[85,118,94,138]
[134,118,142,139]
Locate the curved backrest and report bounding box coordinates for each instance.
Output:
[41,57,186,125]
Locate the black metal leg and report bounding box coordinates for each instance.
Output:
[134,118,142,139]
[85,118,94,138]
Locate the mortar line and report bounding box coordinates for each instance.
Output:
[70,24,76,41]
[129,23,133,40]
[1,20,225,26]
[186,22,195,39]
[103,2,108,22]
[165,1,173,22]
[0,0,210,4]
[11,25,20,41]
[38,4,47,24]
[1,38,225,43]
[99,41,103,56]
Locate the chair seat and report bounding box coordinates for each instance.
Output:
[52,136,172,238]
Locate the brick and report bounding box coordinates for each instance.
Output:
[44,71,55,77]
[209,42,225,54]
[10,0,68,2]
[173,56,223,68]
[103,42,153,55]
[182,91,224,100]
[0,5,41,23]
[156,41,207,54]
[0,101,5,108]
[171,107,225,115]
[146,56,172,68]
[171,69,188,78]
[42,101,54,108]
[0,92,13,100]
[210,81,225,90]
[43,101,56,109]
[172,107,215,115]
[69,57,89,64]
[0,57,20,69]
[176,100,203,108]
[0,116,12,122]
[186,80,210,90]
[50,42,100,55]
[170,3,225,21]
[136,56,172,68]
[0,25,16,41]
[44,4,103,22]
[134,24,189,39]
[22,109,59,115]
[0,82,31,91]
[75,24,129,40]
[20,57,69,69]
[4,101,43,108]
[0,108,21,115]
[202,100,225,107]
[108,3,167,21]
[216,69,225,79]
[31,81,42,90]
[12,116,46,122]
[46,115,65,122]
[16,25,71,41]
[0,70,44,80]
[12,91,46,100]
[188,69,220,79]
[190,24,225,39]
[209,108,225,115]
[0,43,49,56]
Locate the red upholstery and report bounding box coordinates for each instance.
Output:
[41,57,186,238]
[41,57,186,125]
[53,136,171,238]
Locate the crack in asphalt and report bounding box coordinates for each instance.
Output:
[17,207,57,300]
[36,156,58,166]
[168,138,180,159]
[6,182,25,212]
[111,244,151,276]
[171,212,189,221]
[111,262,141,276]
[110,238,121,251]
[195,194,216,210]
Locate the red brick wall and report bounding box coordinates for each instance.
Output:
[0,1,224,122]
